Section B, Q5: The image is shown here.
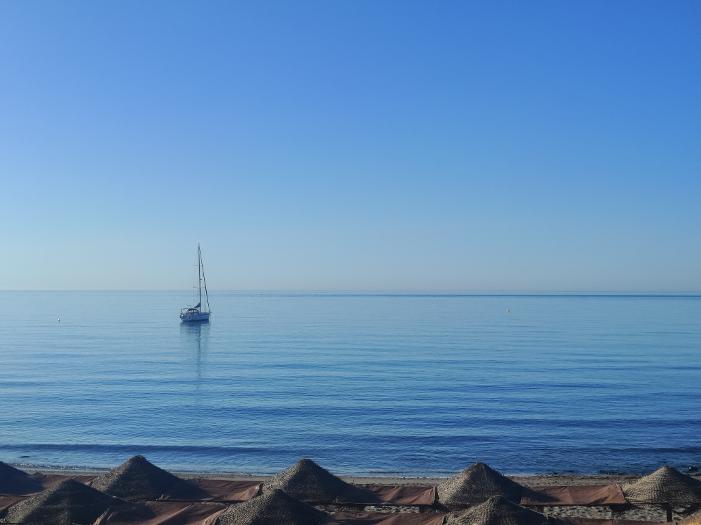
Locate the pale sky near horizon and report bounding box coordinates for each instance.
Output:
[1,1,700,292]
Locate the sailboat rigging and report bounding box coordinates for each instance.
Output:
[180,243,211,323]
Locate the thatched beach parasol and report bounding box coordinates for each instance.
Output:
[215,488,328,525]
[89,455,205,501]
[0,462,42,494]
[0,479,125,525]
[263,458,361,503]
[446,495,549,525]
[622,466,701,506]
[438,463,524,507]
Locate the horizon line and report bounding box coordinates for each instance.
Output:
[1,289,700,297]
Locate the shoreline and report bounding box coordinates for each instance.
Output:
[15,464,701,487]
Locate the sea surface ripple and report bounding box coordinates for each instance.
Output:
[0,292,699,475]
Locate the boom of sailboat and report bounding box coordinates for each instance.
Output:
[180,243,211,323]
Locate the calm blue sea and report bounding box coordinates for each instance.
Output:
[0,292,699,476]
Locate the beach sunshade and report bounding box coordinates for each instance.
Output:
[520,484,626,506]
[446,495,549,525]
[0,462,42,495]
[189,479,262,502]
[621,466,701,506]
[345,484,436,506]
[438,463,524,506]
[90,455,205,501]
[93,500,228,524]
[0,478,125,525]
[263,458,356,503]
[215,489,328,525]
[330,512,446,525]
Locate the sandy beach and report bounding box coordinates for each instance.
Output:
[20,465,693,488]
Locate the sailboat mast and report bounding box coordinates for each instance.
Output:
[198,243,202,308]
[202,255,210,313]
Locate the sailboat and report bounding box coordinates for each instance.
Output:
[180,243,211,323]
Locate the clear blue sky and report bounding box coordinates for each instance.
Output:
[1,1,699,292]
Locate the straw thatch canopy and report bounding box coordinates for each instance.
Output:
[0,479,124,525]
[89,455,204,501]
[438,463,524,506]
[0,462,42,494]
[622,466,701,505]
[263,458,354,503]
[446,495,549,525]
[215,489,328,525]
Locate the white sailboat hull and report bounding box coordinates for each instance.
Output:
[180,310,210,323]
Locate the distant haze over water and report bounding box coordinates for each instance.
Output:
[0,292,699,475]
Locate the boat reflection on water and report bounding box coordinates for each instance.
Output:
[180,321,209,383]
